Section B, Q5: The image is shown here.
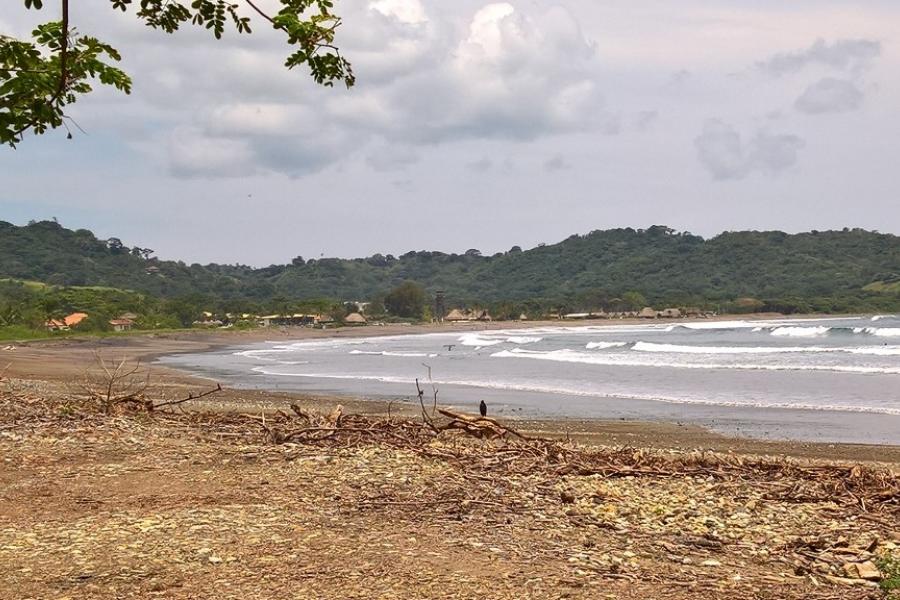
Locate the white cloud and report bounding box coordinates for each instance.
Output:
[369,0,427,24]
[166,128,255,178]
[795,77,864,114]
[758,38,881,76]
[694,120,804,181]
[160,1,610,178]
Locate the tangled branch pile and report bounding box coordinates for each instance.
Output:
[235,403,899,518]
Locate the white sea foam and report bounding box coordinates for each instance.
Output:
[458,333,504,347]
[672,320,765,330]
[349,350,438,358]
[847,346,900,356]
[585,342,628,350]
[868,327,900,337]
[490,348,900,375]
[504,336,543,344]
[634,342,826,354]
[632,342,900,356]
[770,326,831,338]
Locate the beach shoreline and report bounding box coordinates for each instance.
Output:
[3,314,900,463]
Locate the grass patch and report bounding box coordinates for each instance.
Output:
[864,281,900,294]
[0,326,59,342]
[877,553,900,595]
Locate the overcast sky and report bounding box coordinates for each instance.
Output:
[2,0,899,265]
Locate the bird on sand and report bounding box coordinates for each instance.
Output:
[479,400,487,417]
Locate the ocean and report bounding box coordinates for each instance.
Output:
[158,315,900,445]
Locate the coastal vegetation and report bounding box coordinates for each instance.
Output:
[0,220,898,339]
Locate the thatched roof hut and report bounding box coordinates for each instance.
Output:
[344,312,367,325]
[638,307,658,319]
[445,309,468,322]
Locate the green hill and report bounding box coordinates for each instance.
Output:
[1,220,899,313]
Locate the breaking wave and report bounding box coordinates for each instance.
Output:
[489,348,900,375]
[458,333,504,348]
[586,341,628,350]
[503,336,543,344]
[770,326,831,338]
[349,350,438,358]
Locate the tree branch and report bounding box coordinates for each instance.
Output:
[243,0,275,25]
[56,0,69,99]
[11,0,71,141]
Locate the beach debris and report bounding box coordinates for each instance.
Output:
[70,352,223,414]
[2,378,899,599]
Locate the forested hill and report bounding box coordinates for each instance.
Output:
[1,220,899,311]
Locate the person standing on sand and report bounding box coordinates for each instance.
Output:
[479,400,487,417]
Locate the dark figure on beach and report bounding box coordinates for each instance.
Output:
[479,400,487,417]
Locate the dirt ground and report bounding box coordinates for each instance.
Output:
[1,386,898,599]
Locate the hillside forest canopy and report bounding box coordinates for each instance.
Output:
[0,220,898,337]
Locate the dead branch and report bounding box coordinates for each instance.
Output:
[77,352,152,413]
[436,407,529,440]
[415,378,439,433]
[152,383,223,410]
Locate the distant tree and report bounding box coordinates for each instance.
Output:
[106,237,124,254]
[291,256,305,267]
[384,281,426,319]
[508,246,522,254]
[464,249,482,257]
[128,247,154,259]
[366,254,389,267]
[2,0,354,147]
[365,296,386,317]
[622,291,647,310]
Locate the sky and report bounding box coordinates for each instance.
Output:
[2,0,899,265]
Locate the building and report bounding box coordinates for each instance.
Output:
[445,309,469,322]
[258,314,281,327]
[659,308,682,318]
[45,312,89,331]
[638,307,658,319]
[108,318,134,332]
[344,312,367,325]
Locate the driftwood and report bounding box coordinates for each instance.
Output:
[414,373,526,440]
[75,352,223,413]
[152,383,223,410]
[257,403,345,444]
[434,407,528,440]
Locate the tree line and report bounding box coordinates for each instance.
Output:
[0,220,898,338]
